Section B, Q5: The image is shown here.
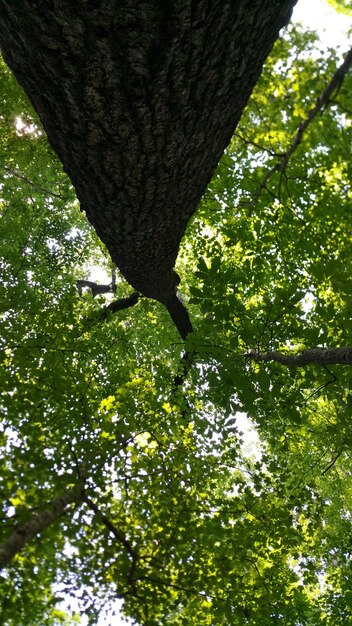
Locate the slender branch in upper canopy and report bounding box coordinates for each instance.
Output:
[2,165,63,198]
[247,45,352,206]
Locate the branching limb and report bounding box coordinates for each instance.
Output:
[95,292,140,325]
[78,278,191,338]
[80,289,192,342]
[77,270,118,297]
[0,483,84,570]
[246,347,352,367]
[80,293,139,332]
[234,131,285,157]
[249,45,352,205]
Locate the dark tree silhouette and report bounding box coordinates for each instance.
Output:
[0,0,296,338]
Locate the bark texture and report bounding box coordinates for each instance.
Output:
[0,484,83,570]
[247,347,352,367]
[0,1,296,335]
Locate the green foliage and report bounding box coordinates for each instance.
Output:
[327,0,352,16]
[1,15,352,626]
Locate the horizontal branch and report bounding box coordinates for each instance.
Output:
[81,293,140,331]
[106,292,139,315]
[77,279,116,297]
[246,347,352,367]
[0,483,84,570]
[77,270,117,298]
[249,45,352,205]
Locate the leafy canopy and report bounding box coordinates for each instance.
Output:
[1,18,352,626]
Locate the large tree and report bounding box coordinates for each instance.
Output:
[0,0,296,338]
[1,1,352,625]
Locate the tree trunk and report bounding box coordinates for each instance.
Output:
[0,1,296,331]
[0,484,84,570]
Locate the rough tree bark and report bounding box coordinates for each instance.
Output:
[0,484,84,570]
[0,0,296,337]
[247,347,352,367]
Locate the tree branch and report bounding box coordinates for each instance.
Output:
[77,270,117,297]
[321,449,343,476]
[246,347,352,367]
[163,293,193,341]
[234,131,284,157]
[106,292,139,315]
[81,293,140,331]
[83,495,137,559]
[173,350,194,388]
[2,165,62,198]
[83,494,139,587]
[0,484,84,570]
[249,45,352,205]
[77,279,117,297]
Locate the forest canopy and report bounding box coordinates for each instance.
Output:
[1,4,352,626]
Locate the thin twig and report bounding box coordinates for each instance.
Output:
[234,131,285,157]
[321,449,343,476]
[2,165,62,198]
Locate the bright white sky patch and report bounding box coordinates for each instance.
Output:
[293,0,352,47]
[15,115,42,137]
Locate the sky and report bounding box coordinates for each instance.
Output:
[293,0,352,46]
[62,1,352,624]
